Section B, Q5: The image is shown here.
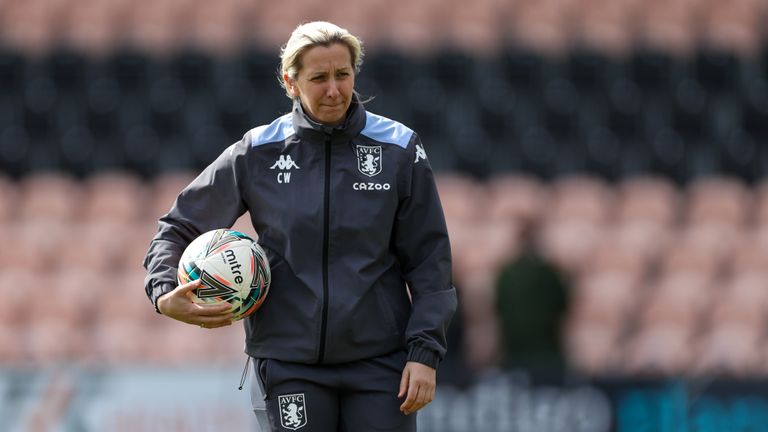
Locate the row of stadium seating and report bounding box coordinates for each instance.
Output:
[0,0,762,58]
[3,45,768,180]
[2,171,768,378]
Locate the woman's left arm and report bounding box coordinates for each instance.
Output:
[393,134,458,412]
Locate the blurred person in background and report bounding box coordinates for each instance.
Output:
[495,220,570,382]
[143,21,457,432]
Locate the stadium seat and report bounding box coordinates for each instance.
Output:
[565,320,622,376]
[621,323,695,377]
[17,172,82,222]
[485,174,547,225]
[42,48,90,95]
[615,176,680,226]
[693,322,764,377]
[685,176,751,227]
[85,77,122,140]
[104,48,152,93]
[169,48,215,95]
[146,170,197,220]
[0,48,25,98]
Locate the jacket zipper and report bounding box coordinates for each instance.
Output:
[317,133,332,363]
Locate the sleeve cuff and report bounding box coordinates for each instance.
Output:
[151,283,175,314]
[407,345,440,369]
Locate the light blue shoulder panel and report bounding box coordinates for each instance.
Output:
[249,114,295,147]
[361,112,413,149]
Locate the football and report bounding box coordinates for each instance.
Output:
[177,229,271,321]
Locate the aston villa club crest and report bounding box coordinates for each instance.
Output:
[356,145,382,177]
[279,393,308,430]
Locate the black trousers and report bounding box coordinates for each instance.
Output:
[250,350,417,431]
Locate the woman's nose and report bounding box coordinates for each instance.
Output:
[327,80,340,98]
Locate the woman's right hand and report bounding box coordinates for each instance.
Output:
[157,279,234,328]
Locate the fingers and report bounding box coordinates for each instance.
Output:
[400,383,432,415]
[197,314,235,328]
[399,362,436,415]
[398,367,409,399]
[194,301,233,315]
[177,279,202,294]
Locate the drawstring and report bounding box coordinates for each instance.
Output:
[238,356,251,390]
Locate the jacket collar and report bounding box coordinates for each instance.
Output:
[291,95,366,142]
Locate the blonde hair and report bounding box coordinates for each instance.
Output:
[279,21,364,98]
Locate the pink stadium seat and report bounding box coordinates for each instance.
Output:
[26,318,87,365]
[0,324,26,365]
[17,172,83,223]
[615,176,680,227]
[0,175,17,222]
[92,321,153,365]
[538,219,604,275]
[685,176,750,227]
[486,174,548,226]
[456,270,500,371]
[637,0,697,57]
[565,321,622,376]
[547,175,613,225]
[726,233,768,275]
[0,220,68,272]
[642,272,713,326]
[571,271,639,325]
[656,232,722,280]
[0,0,58,54]
[0,270,36,326]
[572,0,634,56]
[185,0,246,55]
[443,0,502,55]
[33,269,99,326]
[708,273,768,327]
[95,271,163,325]
[621,322,695,376]
[82,171,147,223]
[701,0,762,56]
[59,0,120,55]
[122,0,183,56]
[380,0,444,54]
[451,220,521,277]
[146,171,197,221]
[153,322,244,365]
[508,0,571,56]
[57,221,127,273]
[581,232,651,280]
[693,323,763,377]
[751,180,768,227]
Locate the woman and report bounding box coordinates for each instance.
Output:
[143,21,457,431]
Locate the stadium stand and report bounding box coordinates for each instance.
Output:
[2,0,768,384]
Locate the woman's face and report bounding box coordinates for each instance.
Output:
[285,43,355,126]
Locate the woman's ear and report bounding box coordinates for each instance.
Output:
[284,73,299,97]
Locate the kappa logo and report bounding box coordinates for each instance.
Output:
[415,144,427,163]
[356,145,382,177]
[279,393,308,430]
[270,155,300,170]
[270,154,299,184]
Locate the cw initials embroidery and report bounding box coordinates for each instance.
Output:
[270,154,299,184]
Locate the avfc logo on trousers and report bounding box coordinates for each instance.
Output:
[356,145,382,177]
[279,393,308,430]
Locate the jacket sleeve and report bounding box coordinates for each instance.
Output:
[143,138,250,312]
[394,133,458,369]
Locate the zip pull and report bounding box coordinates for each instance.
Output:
[238,356,251,390]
